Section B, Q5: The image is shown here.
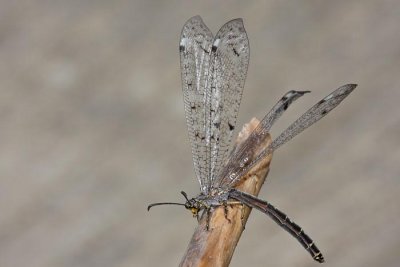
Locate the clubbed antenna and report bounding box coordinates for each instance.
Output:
[147,191,192,211]
[181,191,190,202]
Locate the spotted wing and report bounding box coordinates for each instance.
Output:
[208,19,250,187]
[180,16,213,193]
[220,84,357,188]
[216,90,310,187]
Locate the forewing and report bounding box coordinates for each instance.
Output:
[208,19,250,186]
[180,16,213,193]
[216,90,309,187]
[221,84,357,188]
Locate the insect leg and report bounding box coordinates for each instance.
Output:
[205,208,212,231]
[240,203,246,229]
[224,200,246,228]
[222,201,232,223]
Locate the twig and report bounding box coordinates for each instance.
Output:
[179,118,272,267]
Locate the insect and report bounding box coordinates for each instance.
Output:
[148,15,356,263]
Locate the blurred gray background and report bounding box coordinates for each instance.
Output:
[0,1,399,267]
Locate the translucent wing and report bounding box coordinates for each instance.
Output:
[220,84,357,189]
[208,19,250,187]
[216,90,310,187]
[180,16,213,193]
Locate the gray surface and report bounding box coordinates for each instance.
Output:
[0,1,399,267]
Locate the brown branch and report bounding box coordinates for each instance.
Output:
[179,118,273,267]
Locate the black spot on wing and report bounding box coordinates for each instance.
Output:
[195,132,206,141]
[283,102,289,110]
[228,122,235,131]
[201,47,210,54]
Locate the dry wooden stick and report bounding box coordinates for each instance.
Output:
[179,118,273,267]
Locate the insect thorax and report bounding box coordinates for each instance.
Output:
[193,188,229,208]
